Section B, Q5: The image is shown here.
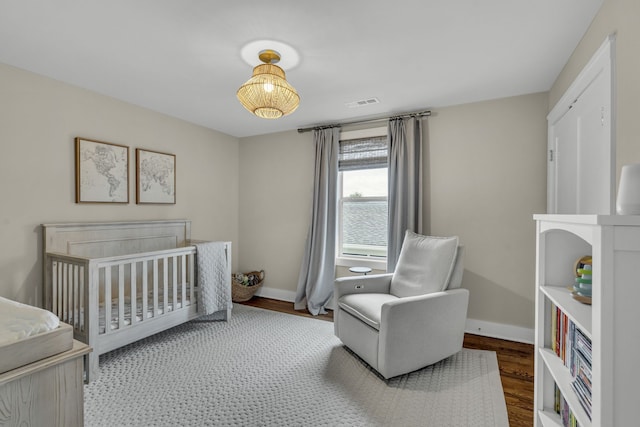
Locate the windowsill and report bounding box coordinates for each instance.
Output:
[335,256,387,272]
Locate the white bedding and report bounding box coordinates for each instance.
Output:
[0,296,60,346]
[98,295,192,334]
[65,290,194,334]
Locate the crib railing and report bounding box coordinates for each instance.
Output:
[45,253,88,337]
[44,246,196,343]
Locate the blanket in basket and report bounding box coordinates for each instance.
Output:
[195,242,231,316]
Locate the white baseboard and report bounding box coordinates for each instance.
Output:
[253,287,534,344]
[253,286,296,303]
[465,318,534,344]
[252,287,337,310]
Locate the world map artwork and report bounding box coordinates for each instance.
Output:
[78,140,128,202]
[137,150,175,203]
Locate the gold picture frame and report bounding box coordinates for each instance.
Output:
[75,137,129,203]
[136,148,176,204]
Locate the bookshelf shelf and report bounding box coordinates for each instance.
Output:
[539,286,591,337]
[539,348,591,427]
[534,215,640,427]
[537,409,562,427]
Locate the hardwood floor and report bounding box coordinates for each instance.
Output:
[240,296,534,427]
[463,333,534,426]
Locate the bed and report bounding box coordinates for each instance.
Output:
[42,220,231,382]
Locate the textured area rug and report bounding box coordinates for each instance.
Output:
[84,305,509,426]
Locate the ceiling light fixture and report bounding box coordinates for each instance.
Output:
[236,49,300,119]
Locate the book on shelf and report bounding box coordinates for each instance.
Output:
[574,328,592,366]
[552,306,577,368]
[572,379,592,420]
[557,385,581,427]
[551,303,593,422]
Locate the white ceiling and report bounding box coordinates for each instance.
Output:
[0,0,603,138]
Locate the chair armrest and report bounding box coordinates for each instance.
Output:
[377,288,469,378]
[334,274,393,301]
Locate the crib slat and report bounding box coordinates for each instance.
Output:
[153,258,159,318]
[68,264,74,327]
[181,254,186,307]
[52,261,58,316]
[63,263,70,324]
[104,267,112,334]
[130,262,137,325]
[189,253,194,307]
[58,263,63,321]
[62,263,69,324]
[142,260,148,321]
[63,263,68,324]
[118,264,125,330]
[58,263,63,319]
[69,263,75,325]
[172,256,178,311]
[79,265,85,333]
[163,257,169,314]
[77,264,82,330]
[72,264,79,328]
[69,263,74,324]
[87,261,99,378]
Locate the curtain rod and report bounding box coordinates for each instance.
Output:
[297,109,431,133]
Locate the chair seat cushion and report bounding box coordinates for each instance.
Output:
[338,293,398,330]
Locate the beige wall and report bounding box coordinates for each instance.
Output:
[238,130,314,296]
[0,63,240,306]
[550,0,640,183]
[428,93,548,328]
[239,92,548,329]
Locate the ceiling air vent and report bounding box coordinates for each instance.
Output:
[345,97,380,108]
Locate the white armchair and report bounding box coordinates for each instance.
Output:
[334,231,469,379]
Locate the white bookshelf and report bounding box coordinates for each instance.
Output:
[534,214,640,426]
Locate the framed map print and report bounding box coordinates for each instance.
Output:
[136,148,176,204]
[75,137,129,203]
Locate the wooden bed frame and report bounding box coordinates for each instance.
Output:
[42,220,231,381]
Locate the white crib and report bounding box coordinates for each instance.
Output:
[42,220,231,382]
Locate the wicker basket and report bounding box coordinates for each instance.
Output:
[231,270,265,302]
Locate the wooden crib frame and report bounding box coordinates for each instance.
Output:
[42,220,231,382]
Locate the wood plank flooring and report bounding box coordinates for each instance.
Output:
[239,297,534,427]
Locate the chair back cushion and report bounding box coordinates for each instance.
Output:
[390,231,459,298]
[447,246,465,289]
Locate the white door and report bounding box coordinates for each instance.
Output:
[575,73,611,214]
[552,107,578,213]
[548,36,615,214]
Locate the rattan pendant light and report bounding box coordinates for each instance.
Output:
[237,49,300,119]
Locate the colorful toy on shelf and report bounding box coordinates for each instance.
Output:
[572,255,592,304]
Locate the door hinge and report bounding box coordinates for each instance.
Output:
[549,149,554,162]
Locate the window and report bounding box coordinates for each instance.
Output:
[337,128,388,264]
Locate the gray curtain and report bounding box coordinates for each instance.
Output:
[295,127,340,315]
[387,117,423,272]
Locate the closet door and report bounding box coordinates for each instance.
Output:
[547,35,615,214]
[552,107,578,213]
[574,72,612,214]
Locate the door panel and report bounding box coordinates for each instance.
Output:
[575,72,611,214]
[554,108,578,214]
[547,36,614,214]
